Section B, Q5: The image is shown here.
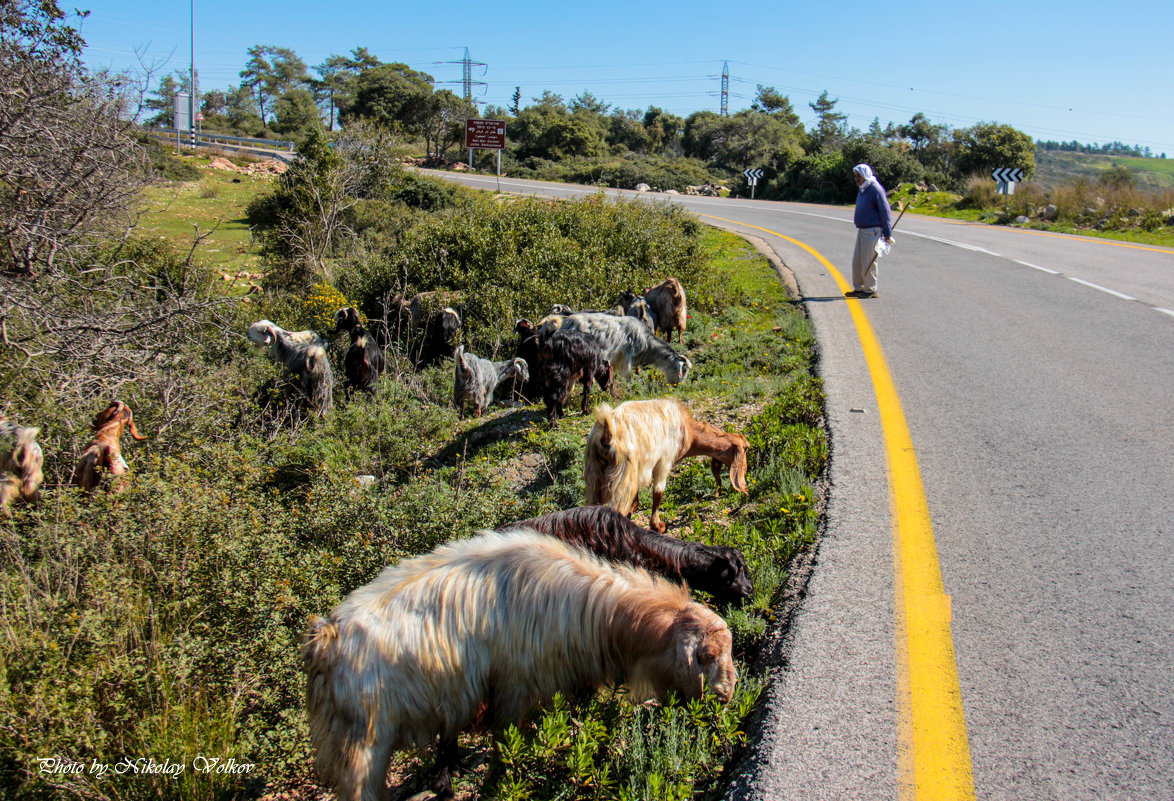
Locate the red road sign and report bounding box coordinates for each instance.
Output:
[465,119,506,150]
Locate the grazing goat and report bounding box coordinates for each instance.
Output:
[616,291,657,333]
[0,417,44,511]
[642,277,688,343]
[71,401,147,493]
[501,506,753,605]
[303,529,735,801]
[540,328,615,426]
[452,346,529,418]
[512,319,546,403]
[248,320,334,418]
[557,312,691,385]
[333,307,385,395]
[584,398,748,533]
[385,292,463,369]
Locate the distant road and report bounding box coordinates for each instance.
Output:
[426,170,1174,800]
[145,128,296,162]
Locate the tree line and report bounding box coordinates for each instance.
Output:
[135,44,1046,203]
[1036,139,1165,159]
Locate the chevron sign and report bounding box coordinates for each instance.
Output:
[744,167,764,184]
[992,167,1024,183]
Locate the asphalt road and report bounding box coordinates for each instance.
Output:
[423,171,1174,799]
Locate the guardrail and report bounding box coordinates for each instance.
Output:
[148,128,297,159]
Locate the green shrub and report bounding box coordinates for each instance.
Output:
[341,194,713,356]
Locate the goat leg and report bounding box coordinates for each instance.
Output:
[710,458,724,497]
[430,738,460,800]
[648,489,667,534]
[580,374,591,415]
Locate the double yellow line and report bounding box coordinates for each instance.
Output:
[705,215,976,800]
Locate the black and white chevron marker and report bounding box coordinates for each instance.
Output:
[992,167,1025,183]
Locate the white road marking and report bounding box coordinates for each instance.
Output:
[1064,277,1137,301]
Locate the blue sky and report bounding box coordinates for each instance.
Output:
[80,0,1174,155]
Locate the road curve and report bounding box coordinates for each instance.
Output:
[422,171,1174,800]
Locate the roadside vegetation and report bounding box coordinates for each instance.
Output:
[1,145,826,799]
[1,10,826,794]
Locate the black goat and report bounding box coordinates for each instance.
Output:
[513,319,546,403]
[540,327,615,426]
[333,307,385,395]
[500,505,753,605]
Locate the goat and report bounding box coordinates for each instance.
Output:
[500,506,753,605]
[0,417,44,511]
[302,529,736,801]
[539,327,615,426]
[333,307,385,395]
[642,277,688,343]
[247,319,334,418]
[71,401,148,493]
[616,290,657,333]
[385,291,463,369]
[452,345,529,418]
[584,398,749,533]
[556,312,691,385]
[512,319,546,403]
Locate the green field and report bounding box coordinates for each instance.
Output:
[1034,149,1174,192]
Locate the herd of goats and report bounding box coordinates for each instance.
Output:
[1,276,768,801]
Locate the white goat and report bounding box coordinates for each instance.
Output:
[302,529,736,801]
[0,417,44,512]
[556,312,691,384]
[452,345,529,418]
[247,320,334,417]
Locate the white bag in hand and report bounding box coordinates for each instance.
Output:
[874,237,893,259]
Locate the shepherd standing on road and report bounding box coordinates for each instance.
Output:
[848,163,893,299]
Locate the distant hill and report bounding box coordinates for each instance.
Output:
[1033,149,1174,192]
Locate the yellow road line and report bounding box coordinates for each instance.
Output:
[704,215,976,801]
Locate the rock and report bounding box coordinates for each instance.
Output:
[1043,204,1059,221]
[1014,215,1030,225]
[635,183,651,192]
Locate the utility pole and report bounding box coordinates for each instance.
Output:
[721,60,729,117]
[189,0,196,148]
[438,47,487,104]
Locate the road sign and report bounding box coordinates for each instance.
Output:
[992,167,1024,184]
[743,167,764,185]
[465,119,506,150]
[173,93,191,132]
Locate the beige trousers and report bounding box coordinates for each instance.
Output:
[852,226,884,292]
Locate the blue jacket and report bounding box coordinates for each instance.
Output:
[854,182,893,239]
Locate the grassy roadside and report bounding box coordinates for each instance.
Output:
[888,181,1174,248]
[1,162,828,800]
[135,154,276,284]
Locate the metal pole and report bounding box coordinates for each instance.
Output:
[189,0,195,150]
[864,202,909,275]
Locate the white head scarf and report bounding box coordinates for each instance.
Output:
[853,163,876,192]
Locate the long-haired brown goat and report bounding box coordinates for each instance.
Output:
[584,399,748,533]
[71,401,147,493]
[1,417,44,511]
[303,530,736,800]
[642,277,687,343]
